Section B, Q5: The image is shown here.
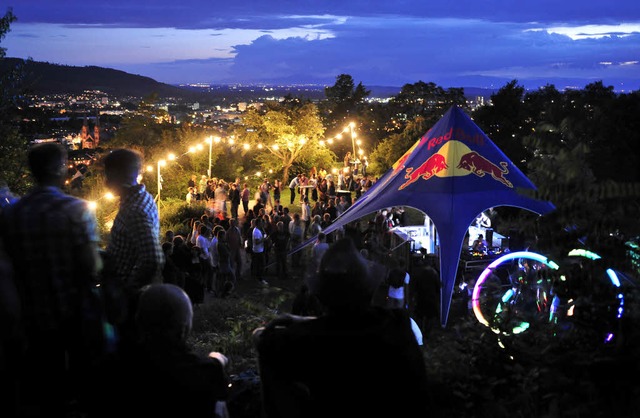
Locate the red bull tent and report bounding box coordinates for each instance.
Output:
[294,105,555,326]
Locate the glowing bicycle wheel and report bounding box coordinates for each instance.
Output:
[563,249,624,344]
[472,251,560,334]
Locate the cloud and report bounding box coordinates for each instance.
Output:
[221,16,640,88]
[11,1,640,28]
[5,1,640,89]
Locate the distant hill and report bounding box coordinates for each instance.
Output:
[0,57,497,102]
[0,57,205,99]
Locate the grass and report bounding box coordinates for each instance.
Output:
[188,258,640,418]
[175,189,640,417]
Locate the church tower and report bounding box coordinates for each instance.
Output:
[81,115,89,147]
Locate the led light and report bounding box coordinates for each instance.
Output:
[472,251,559,327]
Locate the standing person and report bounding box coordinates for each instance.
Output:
[1,142,106,417]
[226,218,244,283]
[252,217,269,286]
[288,213,304,269]
[241,183,251,216]
[197,225,214,294]
[188,174,197,189]
[215,229,235,297]
[301,197,312,238]
[271,221,290,281]
[308,214,323,239]
[273,179,281,203]
[229,182,241,220]
[309,173,318,202]
[102,148,165,355]
[289,174,300,205]
[309,232,329,276]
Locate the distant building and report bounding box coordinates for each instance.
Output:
[80,112,100,149]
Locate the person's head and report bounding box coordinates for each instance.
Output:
[308,237,374,314]
[199,224,209,237]
[387,267,405,289]
[28,142,68,186]
[164,230,175,242]
[136,283,193,347]
[317,232,326,243]
[162,241,173,256]
[173,235,185,247]
[103,148,142,194]
[276,221,284,232]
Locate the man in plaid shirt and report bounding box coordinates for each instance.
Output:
[102,149,165,352]
[1,142,104,417]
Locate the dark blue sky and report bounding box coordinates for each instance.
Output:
[4,1,639,90]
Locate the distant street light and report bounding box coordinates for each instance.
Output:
[349,122,357,161]
[206,136,212,178]
[157,159,166,216]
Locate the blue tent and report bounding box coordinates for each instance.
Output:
[295,105,555,326]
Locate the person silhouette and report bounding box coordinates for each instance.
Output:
[88,283,230,418]
[253,237,429,418]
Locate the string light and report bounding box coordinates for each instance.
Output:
[321,122,368,171]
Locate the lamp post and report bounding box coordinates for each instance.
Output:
[349,122,357,162]
[157,159,166,216]
[206,136,213,178]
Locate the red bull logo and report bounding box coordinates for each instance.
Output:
[397,140,513,190]
[457,151,512,187]
[398,153,448,190]
[391,136,427,176]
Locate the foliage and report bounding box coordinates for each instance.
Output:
[387,81,467,134]
[187,269,640,418]
[368,116,430,176]
[367,81,467,177]
[230,101,331,185]
[157,198,209,237]
[189,285,294,373]
[322,74,371,129]
[472,80,640,267]
[0,9,30,194]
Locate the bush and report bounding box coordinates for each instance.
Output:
[159,198,208,237]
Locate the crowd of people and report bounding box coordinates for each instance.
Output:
[0,144,434,418]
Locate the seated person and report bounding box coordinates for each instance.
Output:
[89,284,230,418]
[253,237,429,418]
[472,234,488,253]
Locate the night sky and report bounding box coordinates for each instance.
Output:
[4,1,639,90]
